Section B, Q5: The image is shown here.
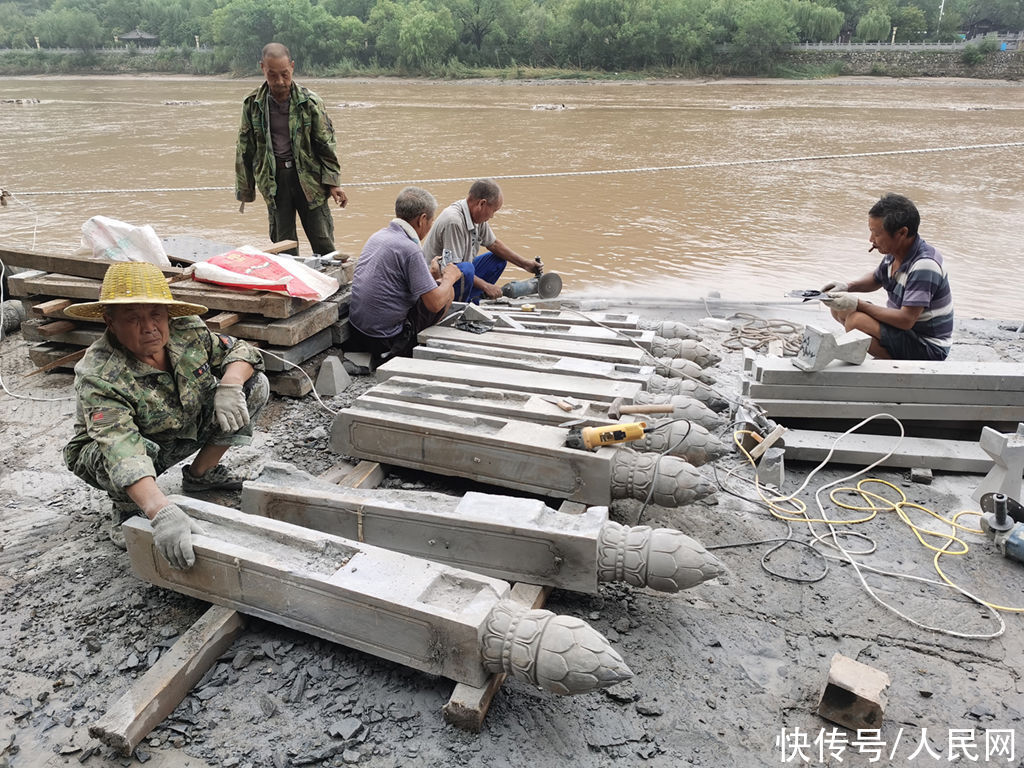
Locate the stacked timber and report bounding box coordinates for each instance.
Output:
[1,245,354,397]
[743,354,1024,470]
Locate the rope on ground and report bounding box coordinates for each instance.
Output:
[9,141,1024,197]
[720,312,803,356]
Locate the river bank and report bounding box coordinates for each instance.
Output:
[1,46,1021,81]
[1,295,1022,767]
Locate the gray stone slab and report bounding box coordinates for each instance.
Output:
[242,478,608,593]
[331,397,714,507]
[260,327,334,372]
[450,306,642,329]
[331,397,614,504]
[377,357,643,403]
[413,342,654,385]
[364,377,726,465]
[782,429,992,473]
[419,325,649,365]
[124,496,510,687]
[315,356,351,396]
[755,357,1024,391]
[447,320,655,350]
[746,381,1024,406]
[755,398,1024,423]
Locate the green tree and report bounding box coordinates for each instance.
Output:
[366,0,401,66]
[854,7,891,39]
[790,0,844,40]
[0,2,34,47]
[397,2,456,70]
[892,4,927,39]
[730,0,798,71]
[319,0,376,19]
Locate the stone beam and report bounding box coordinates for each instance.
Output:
[419,325,650,366]
[242,464,723,594]
[124,498,631,695]
[377,356,643,403]
[331,398,714,507]
[363,377,726,466]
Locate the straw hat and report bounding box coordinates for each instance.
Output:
[64,262,207,320]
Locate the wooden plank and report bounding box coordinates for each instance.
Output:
[36,320,76,337]
[205,312,241,330]
[229,300,339,347]
[24,347,86,376]
[754,357,1024,391]
[420,325,648,366]
[0,247,183,280]
[443,583,551,732]
[22,322,100,347]
[29,298,72,318]
[261,240,300,255]
[755,398,1024,423]
[88,605,244,757]
[746,380,1024,406]
[27,343,80,371]
[7,272,318,319]
[783,429,992,473]
[337,460,385,489]
[377,356,643,404]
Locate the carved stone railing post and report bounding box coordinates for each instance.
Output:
[631,392,726,431]
[649,337,721,367]
[609,447,714,506]
[597,521,723,592]
[639,421,727,466]
[646,374,728,412]
[639,355,716,384]
[637,320,700,341]
[479,600,632,695]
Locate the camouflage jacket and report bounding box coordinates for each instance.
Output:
[63,316,264,490]
[235,81,342,210]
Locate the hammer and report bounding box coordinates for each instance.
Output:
[607,397,676,421]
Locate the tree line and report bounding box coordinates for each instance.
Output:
[1,0,1020,75]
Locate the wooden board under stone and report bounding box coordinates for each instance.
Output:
[7,272,316,319]
[227,301,339,347]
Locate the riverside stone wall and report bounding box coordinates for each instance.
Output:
[780,49,1024,79]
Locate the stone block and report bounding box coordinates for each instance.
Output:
[315,356,351,396]
[816,653,890,731]
[758,446,785,490]
[461,304,494,324]
[910,467,933,485]
[794,326,872,372]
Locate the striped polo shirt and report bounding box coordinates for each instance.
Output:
[872,236,953,350]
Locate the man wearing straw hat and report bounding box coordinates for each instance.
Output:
[63,262,268,569]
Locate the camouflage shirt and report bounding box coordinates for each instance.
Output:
[235,81,342,210]
[63,316,264,490]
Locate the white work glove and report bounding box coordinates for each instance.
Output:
[152,504,206,570]
[214,382,249,433]
[822,292,858,312]
[820,280,849,293]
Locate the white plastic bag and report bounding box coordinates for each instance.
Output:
[191,246,339,301]
[78,216,172,267]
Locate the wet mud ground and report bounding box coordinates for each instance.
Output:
[1,298,1023,768]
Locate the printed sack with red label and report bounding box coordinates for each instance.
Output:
[191,246,339,300]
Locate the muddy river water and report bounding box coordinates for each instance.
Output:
[1,75,1022,320]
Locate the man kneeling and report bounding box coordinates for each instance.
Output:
[348,186,463,369]
[63,262,268,569]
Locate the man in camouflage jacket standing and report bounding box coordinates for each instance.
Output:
[64,262,269,570]
[235,42,348,256]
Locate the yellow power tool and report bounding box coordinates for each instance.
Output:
[565,422,648,451]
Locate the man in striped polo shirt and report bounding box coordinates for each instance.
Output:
[821,193,953,361]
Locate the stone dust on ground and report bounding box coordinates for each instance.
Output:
[1,297,1022,768]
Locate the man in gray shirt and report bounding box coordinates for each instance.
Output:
[348,187,462,369]
[421,179,542,303]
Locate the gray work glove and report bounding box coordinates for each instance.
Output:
[153,504,206,570]
[214,382,249,433]
[822,292,858,313]
[820,280,849,293]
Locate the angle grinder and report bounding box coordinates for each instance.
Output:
[501,257,563,299]
[565,422,649,451]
